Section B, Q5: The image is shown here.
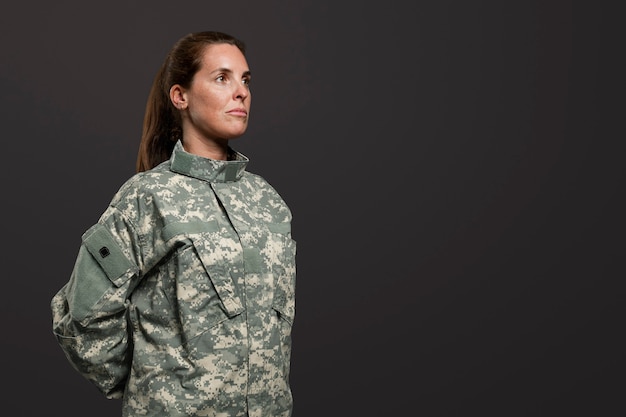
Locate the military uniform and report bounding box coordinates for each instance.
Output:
[51,141,296,416]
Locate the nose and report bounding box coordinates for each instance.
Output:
[234,82,249,101]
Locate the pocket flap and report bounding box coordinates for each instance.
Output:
[82,224,137,287]
[192,238,244,318]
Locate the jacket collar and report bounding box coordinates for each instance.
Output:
[169,140,249,183]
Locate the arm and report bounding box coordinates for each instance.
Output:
[51,222,140,399]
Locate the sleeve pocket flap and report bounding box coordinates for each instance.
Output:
[82,224,137,287]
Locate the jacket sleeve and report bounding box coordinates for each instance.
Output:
[51,222,140,399]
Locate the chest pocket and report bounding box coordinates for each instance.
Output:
[162,220,244,342]
[268,223,297,325]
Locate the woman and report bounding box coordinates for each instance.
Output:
[51,31,297,417]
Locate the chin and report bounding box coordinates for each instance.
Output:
[227,128,248,139]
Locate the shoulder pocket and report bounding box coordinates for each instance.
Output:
[66,224,138,323]
[82,223,137,287]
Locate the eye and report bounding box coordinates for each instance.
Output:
[242,77,251,86]
[216,75,226,82]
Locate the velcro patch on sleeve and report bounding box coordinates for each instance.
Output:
[82,224,137,287]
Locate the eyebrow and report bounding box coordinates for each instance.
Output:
[213,67,251,78]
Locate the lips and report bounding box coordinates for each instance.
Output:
[227,108,248,117]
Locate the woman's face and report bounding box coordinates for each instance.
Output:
[178,43,251,143]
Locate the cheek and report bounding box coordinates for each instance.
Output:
[197,91,220,111]
[190,85,220,107]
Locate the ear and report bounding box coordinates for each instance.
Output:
[169,84,188,110]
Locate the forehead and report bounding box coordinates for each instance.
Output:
[199,43,249,71]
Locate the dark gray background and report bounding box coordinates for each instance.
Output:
[1,1,623,415]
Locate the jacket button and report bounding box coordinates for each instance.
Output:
[99,247,110,258]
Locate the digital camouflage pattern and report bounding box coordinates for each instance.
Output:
[51,140,296,416]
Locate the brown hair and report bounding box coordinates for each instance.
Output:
[136,31,246,172]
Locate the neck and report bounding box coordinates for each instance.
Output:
[182,136,230,160]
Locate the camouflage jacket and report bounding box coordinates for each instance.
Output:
[51,141,296,416]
